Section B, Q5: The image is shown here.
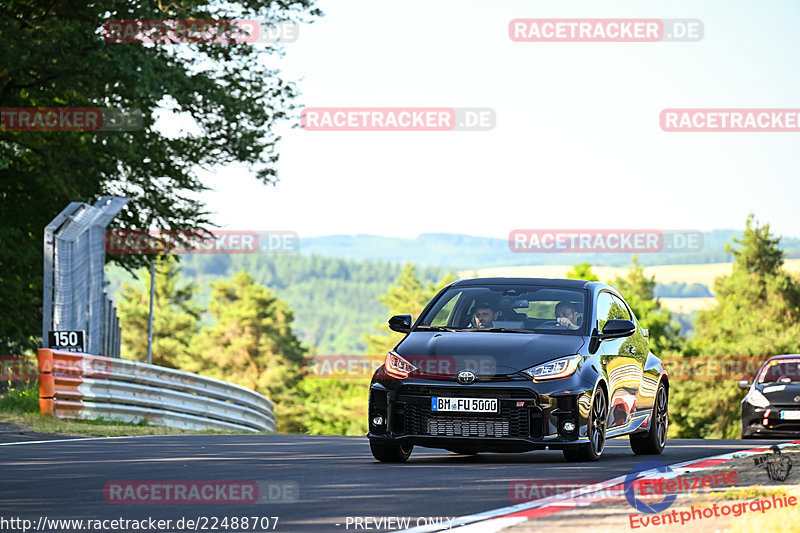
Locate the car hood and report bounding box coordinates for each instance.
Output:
[756,383,800,405]
[396,330,586,376]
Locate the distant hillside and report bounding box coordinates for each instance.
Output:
[299,231,800,269]
[467,259,800,288]
[108,254,449,355]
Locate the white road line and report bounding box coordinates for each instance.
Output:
[0,434,183,446]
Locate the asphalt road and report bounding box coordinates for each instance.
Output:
[0,435,791,533]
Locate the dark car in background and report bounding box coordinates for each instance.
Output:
[367,278,669,462]
[740,355,800,438]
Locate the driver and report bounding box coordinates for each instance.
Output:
[471,302,499,329]
[555,301,582,330]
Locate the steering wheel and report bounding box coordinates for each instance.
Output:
[536,320,561,329]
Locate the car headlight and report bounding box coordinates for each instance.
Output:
[523,355,582,381]
[746,388,770,408]
[385,351,417,379]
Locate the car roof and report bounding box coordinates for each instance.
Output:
[765,354,800,360]
[450,277,608,291]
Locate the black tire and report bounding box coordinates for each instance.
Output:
[563,388,607,462]
[630,381,668,455]
[370,440,413,462]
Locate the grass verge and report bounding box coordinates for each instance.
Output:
[0,411,251,437]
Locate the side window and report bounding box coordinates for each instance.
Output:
[596,292,614,330]
[610,294,632,320]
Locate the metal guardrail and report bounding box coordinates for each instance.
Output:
[38,349,275,432]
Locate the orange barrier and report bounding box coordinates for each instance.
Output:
[37,348,94,415]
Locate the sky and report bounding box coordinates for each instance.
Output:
[193,0,800,240]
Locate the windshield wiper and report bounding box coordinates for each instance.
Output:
[415,325,459,332]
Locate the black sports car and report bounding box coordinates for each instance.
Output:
[367,278,669,462]
[740,355,800,438]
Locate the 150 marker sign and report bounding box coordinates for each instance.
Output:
[48,330,86,353]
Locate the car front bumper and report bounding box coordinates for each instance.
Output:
[367,372,599,452]
[742,405,800,438]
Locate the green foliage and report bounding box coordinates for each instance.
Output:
[0,384,39,413]
[363,263,456,356]
[691,215,800,358]
[180,271,307,433]
[179,254,448,354]
[671,215,800,438]
[289,264,456,436]
[566,262,599,282]
[610,256,684,354]
[117,257,199,368]
[0,0,320,353]
[297,378,368,436]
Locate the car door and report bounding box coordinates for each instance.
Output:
[597,291,643,428]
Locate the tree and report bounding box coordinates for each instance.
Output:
[297,376,370,436]
[671,215,800,438]
[692,215,800,357]
[117,257,199,368]
[183,270,307,433]
[293,264,455,436]
[0,0,320,352]
[610,256,683,354]
[363,263,456,355]
[566,262,599,282]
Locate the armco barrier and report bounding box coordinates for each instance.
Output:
[37,349,275,432]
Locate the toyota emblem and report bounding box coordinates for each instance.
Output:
[457,370,476,384]
[794,396,800,403]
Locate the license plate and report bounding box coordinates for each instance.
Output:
[431,397,498,413]
[780,411,800,420]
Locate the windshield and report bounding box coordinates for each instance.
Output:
[758,359,800,384]
[417,284,588,334]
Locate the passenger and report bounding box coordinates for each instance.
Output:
[555,301,582,330]
[471,302,499,329]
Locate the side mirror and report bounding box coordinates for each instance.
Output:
[388,314,413,333]
[596,319,636,340]
[738,380,751,390]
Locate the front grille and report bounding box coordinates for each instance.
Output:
[773,422,800,432]
[403,402,531,438]
[427,417,510,437]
